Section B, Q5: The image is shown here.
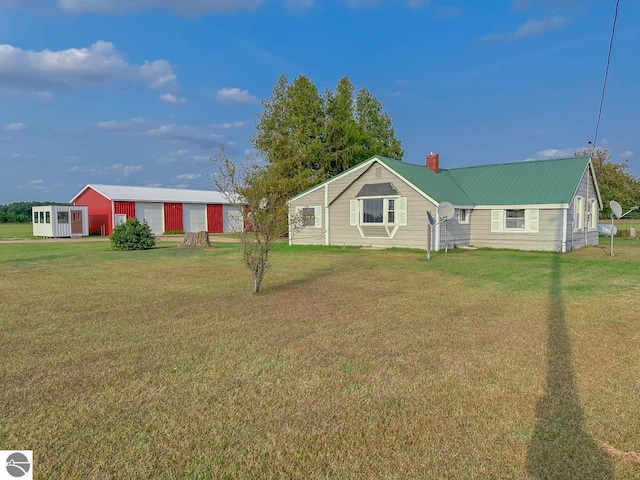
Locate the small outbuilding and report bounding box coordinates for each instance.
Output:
[32,205,89,238]
[70,184,241,236]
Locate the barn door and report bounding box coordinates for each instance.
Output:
[71,210,83,234]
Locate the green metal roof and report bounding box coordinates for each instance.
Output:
[376,157,474,205]
[378,155,590,206]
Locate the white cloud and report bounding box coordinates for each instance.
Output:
[215,87,258,105]
[30,179,43,184]
[482,15,567,44]
[3,122,25,131]
[0,41,177,92]
[146,124,223,148]
[96,117,145,131]
[160,93,188,105]
[69,162,142,176]
[532,147,578,159]
[57,0,263,14]
[212,120,246,129]
[512,15,566,40]
[176,173,200,180]
[621,150,634,158]
[10,153,36,160]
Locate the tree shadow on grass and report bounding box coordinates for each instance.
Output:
[526,254,613,479]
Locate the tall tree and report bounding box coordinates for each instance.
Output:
[252,74,403,198]
[324,76,365,176]
[577,147,640,218]
[355,87,404,162]
[252,74,325,203]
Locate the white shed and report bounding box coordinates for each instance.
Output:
[32,205,89,238]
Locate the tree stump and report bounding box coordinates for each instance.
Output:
[629,226,637,239]
[179,231,211,247]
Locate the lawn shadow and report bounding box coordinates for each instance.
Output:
[526,254,613,479]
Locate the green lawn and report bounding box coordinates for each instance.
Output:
[1,240,639,479]
[0,222,34,238]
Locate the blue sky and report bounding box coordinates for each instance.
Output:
[1,0,638,204]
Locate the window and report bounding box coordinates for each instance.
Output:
[491,209,538,233]
[39,212,45,223]
[456,208,469,224]
[295,206,321,228]
[505,209,525,230]
[57,211,69,224]
[34,212,39,223]
[574,196,584,231]
[387,199,395,223]
[302,207,315,227]
[363,198,384,223]
[45,212,51,224]
[350,197,407,239]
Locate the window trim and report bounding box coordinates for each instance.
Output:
[588,198,598,231]
[294,205,322,229]
[456,208,470,224]
[350,196,407,238]
[491,208,539,233]
[574,196,585,232]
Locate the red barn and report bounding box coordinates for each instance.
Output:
[70,184,241,235]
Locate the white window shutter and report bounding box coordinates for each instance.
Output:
[526,209,539,233]
[491,210,502,232]
[396,197,407,226]
[314,206,322,228]
[350,200,359,226]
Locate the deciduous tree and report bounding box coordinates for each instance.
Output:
[577,147,640,218]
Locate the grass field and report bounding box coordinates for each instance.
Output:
[0,222,34,238]
[1,239,639,478]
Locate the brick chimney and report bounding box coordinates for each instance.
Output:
[426,152,439,173]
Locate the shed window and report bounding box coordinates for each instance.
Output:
[39,212,45,223]
[34,213,39,223]
[45,212,50,224]
[57,211,69,224]
[456,208,469,224]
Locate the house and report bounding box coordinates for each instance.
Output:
[32,205,89,238]
[70,184,241,236]
[288,154,602,252]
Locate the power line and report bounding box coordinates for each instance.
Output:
[593,0,620,148]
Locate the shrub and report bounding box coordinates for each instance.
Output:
[111,218,156,251]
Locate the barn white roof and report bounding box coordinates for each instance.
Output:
[71,184,233,205]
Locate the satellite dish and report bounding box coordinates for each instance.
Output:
[610,200,622,219]
[427,211,435,225]
[437,201,455,221]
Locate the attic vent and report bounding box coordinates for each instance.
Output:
[356,182,399,198]
[375,167,382,179]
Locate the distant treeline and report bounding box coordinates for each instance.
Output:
[0,202,71,223]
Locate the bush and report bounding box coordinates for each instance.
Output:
[111,218,156,251]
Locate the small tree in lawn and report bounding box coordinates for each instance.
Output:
[209,147,303,293]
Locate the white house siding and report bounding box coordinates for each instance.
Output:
[442,214,471,250]
[183,204,207,233]
[135,203,164,234]
[566,168,599,250]
[290,188,326,245]
[328,162,435,249]
[469,208,565,251]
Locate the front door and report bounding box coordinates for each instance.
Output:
[71,210,83,235]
